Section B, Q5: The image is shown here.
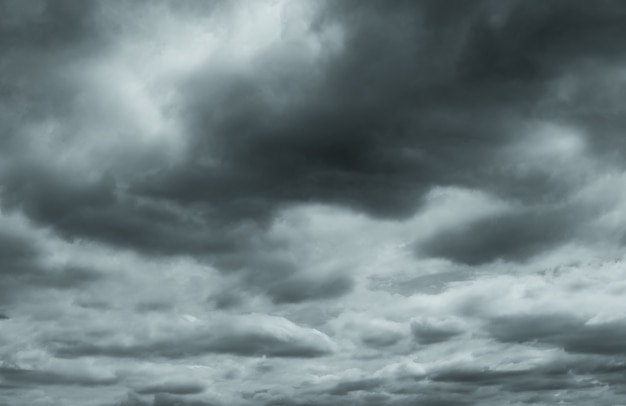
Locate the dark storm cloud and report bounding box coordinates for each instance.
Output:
[134,301,174,314]
[0,229,39,277]
[208,290,243,310]
[0,165,245,257]
[487,313,626,355]
[430,368,526,386]
[152,394,218,406]
[134,382,206,395]
[134,0,496,222]
[2,0,626,267]
[368,270,475,297]
[502,377,596,393]
[423,352,626,398]
[3,1,626,405]
[0,0,95,49]
[267,273,354,304]
[113,391,225,406]
[107,0,626,268]
[208,251,354,305]
[49,315,334,359]
[0,366,117,387]
[328,378,383,396]
[417,205,580,265]
[360,328,404,349]
[410,319,463,345]
[0,0,235,259]
[0,227,101,305]
[431,366,592,393]
[261,390,475,406]
[134,0,626,213]
[0,0,102,149]
[244,354,625,406]
[427,366,601,396]
[265,352,626,405]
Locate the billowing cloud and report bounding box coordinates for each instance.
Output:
[0,365,116,387]
[134,381,206,395]
[410,317,464,345]
[3,0,626,405]
[487,314,626,355]
[48,314,334,359]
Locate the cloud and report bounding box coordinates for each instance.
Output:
[134,381,206,395]
[127,0,626,233]
[487,314,626,355]
[267,273,354,304]
[0,0,95,47]
[327,378,383,396]
[417,206,580,265]
[3,1,626,405]
[360,326,405,349]
[113,390,235,406]
[1,0,625,257]
[0,0,624,269]
[0,365,117,387]
[49,314,334,359]
[410,317,464,345]
[0,165,247,257]
[428,364,601,395]
[0,220,102,306]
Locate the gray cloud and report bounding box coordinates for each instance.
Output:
[328,378,383,396]
[0,227,101,306]
[0,0,96,48]
[0,165,245,257]
[0,366,117,387]
[0,0,624,267]
[134,382,206,396]
[3,1,626,405]
[487,314,626,355]
[49,315,334,359]
[207,250,355,305]
[130,0,626,231]
[113,391,227,406]
[417,205,581,265]
[360,329,404,349]
[267,273,354,304]
[410,318,464,345]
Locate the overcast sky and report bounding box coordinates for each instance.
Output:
[2,1,626,405]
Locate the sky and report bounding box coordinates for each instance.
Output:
[2,0,626,405]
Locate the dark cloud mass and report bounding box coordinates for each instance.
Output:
[47,314,334,359]
[2,0,626,405]
[0,366,116,387]
[134,381,206,395]
[417,205,581,265]
[487,314,626,355]
[410,318,463,345]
